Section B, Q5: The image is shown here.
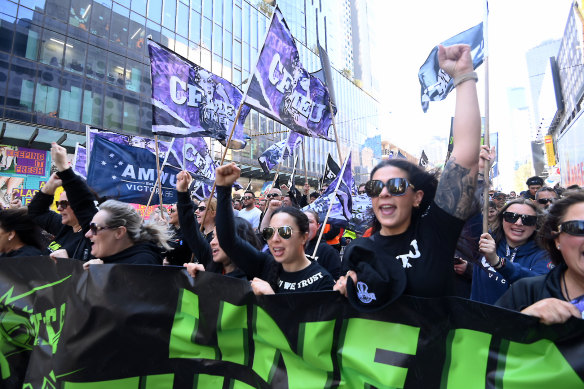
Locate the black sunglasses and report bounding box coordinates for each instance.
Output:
[55,200,69,209]
[196,206,206,212]
[89,222,117,236]
[558,220,584,236]
[502,212,537,226]
[537,198,554,205]
[262,225,293,240]
[168,208,176,214]
[364,178,415,198]
[242,196,253,201]
[266,193,280,199]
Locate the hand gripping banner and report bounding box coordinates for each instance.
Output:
[1,257,583,388]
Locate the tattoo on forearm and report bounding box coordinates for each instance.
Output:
[435,159,477,219]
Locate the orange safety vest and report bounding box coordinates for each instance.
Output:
[323,224,342,245]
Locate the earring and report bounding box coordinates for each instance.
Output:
[8,237,11,241]
[556,244,560,250]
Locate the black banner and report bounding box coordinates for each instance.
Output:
[1,257,583,388]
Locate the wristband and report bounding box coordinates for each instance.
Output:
[453,71,478,88]
[494,256,506,270]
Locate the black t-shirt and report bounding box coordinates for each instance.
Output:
[305,239,341,279]
[277,261,335,293]
[347,201,465,298]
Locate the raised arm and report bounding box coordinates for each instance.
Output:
[215,163,270,278]
[176,171,212,266]
[51,143,98,230]
[27,172,64,234]
[434,44,481,220]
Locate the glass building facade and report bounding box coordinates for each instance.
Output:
[0,0,380,185]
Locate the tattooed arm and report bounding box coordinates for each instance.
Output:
[434,44,481,219]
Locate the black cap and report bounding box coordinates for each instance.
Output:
[342,239,406,312]
[526,176,543,186]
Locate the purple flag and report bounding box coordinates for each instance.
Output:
[148,40,250,149]
[257,131,303,174]
[302,153,353,227]
[245,7,335,140]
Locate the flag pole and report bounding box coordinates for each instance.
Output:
[482,3,491,234]
[145,137,175,209]
[198,101,245,233]
[154,135,164,209]
[312,152,350,258]
[301,138,308,185]
[329,102,343,165]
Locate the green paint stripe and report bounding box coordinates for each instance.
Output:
[2,275,72,305]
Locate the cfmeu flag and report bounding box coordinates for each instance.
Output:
[245,6,335,140]
[258,131,303,174]
[87,136,181,205]
[418,22,484,112]
[303,153,353,227]
[148,40,250,149]
[419,150,429,168]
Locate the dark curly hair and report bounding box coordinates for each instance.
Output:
[537,190,584,265]
[368,159,440,234]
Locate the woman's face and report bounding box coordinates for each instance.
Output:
[58,192,79,227]
[168,205,179,226]
[195,201,207,224]
[555,202,584,280]
[304,212,319,241]
[502,204,537,247]
[371,166,423,236]
[488,206,498,223]
[209,227,229,265]
[266,212,307,265]
[85,210,119,258]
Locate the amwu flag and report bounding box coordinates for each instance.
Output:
[148,40,250,149]
[81,127,217,199]
[418,22,484,112]
[87,136,181,205]
[245,7,335,140]
[258,131,303,174]
[303,153,353,227]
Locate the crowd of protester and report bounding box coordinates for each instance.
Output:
[1,44,582,327]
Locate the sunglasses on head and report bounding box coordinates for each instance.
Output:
[558,220,584,236]
[55,200,69,209]
[364,178,415,198]
[266,193,279,199]
[502,211,537,226]
[262,225,293,240]
[537,198,554,205]
[89,222,116,236]
[196,206,206,212]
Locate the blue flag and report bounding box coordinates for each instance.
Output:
[81,127,217,200]
[148,40,250,149]
[419,22,484,112]
[303,153,353,227]
[258,131,303,174]
[87,136,181,205]
[349,194,373,235]
[245,6,335,140]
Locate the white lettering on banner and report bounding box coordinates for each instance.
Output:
[122,164,177,186]
[268,53,294,93]
[122,164,136,179]
[138,168,155,181]
[169,76,205,107]
[268,54,327,123]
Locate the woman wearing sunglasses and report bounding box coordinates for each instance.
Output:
[496,191,584,324]
[471,199,551,304]
[334,44,482,311]
[175,171,251,279]
[83,200,171,266]
[214,163,335,295]
[28,143,98,261]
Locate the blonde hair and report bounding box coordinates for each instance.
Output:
[99,200,171,250]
